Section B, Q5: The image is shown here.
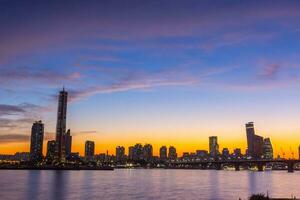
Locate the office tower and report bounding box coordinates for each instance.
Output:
[159,146,168,161]
[222,148,230,159]
[30,121,44,162]
[143,144,153,161]
[55,88,68,162]
[47,140,56,160]
[209,136,219,158]
[65,129,72,159]
[85,140,95,161]
[132,143,143,161]
[168,146,177,160]
[246,122,255,157]
[116,146,125,163]
[298,145,300,159]
[263,138,273,159]
[245,122,264,159]
[253,135,264,158]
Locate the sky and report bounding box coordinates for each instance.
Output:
[0,0,300,158]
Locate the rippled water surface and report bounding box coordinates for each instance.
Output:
[0,169,299,200]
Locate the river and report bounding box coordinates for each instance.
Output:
[0,169,299,200]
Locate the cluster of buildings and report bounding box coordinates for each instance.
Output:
[0,88,300,165]
[28,88,95,164]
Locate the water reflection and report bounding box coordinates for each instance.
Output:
[25,170,42,200]
[51,171,69,200]
[0,170,299,200]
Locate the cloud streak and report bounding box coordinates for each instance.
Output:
[0,134,29,144]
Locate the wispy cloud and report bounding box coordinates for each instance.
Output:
[0,105,26,116]
[67,65,211,102]
[0,66,82,87]
[0,134,29,144]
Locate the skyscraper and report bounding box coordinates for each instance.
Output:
[168,146,177,160]
[245,122,264,159]
[55,88,68,162]
[128,146,134,160]
[298,145,300,159]
[85,140,95,161]
[65,129,72,159]
[263,138,273,159]
[209,136,219,158]
[46,140,56,160]
[143,144,153,161]
[132,143,143,161]
[253,135,264,158]
[116,146,125,163]
[246,122,255,157]
[30,121,44,162]
[159,146,167,161]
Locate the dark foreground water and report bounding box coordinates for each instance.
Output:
[0,169,299,200]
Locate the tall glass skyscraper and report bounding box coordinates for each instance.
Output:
[30,121,44,162]
[246,122,264,159]
[246,122,255,156]
[209,136,219,158]
[55,88,68,162]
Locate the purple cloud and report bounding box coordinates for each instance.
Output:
[1,1,300,63]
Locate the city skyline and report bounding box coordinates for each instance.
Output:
[1,1,300,157]
[0,86,299,158]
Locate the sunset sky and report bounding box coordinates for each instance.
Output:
[1,1,300,157]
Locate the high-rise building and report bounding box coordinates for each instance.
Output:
[298,145,300,159]
[246,122,255,157]
[116,146,125,163]
[128,146,134,160]
[168,146,177,160]
[263,138,273,159]
[46,140,56,160]
[128,144,141,161]
[159,146,167,161]
[209,136,219,158]
[222,148,230,159]
[143,144,153,161]
[55,88,68,162]
[85,140,95,161]
[65,129,72,159]
[30,121,44,162]
[253,135,264,159]
[245,122,264,159]
[132,143,143,161]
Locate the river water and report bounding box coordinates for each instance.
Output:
[0,169,299,200]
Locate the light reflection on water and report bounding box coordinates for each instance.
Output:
[0,169,299,200]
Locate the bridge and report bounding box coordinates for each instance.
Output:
[167,159,300,173]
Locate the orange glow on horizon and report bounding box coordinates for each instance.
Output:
[0,137,298,159]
